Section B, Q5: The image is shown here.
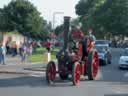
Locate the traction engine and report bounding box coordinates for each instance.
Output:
[46,16,99,86]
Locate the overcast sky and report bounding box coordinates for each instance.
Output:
[0,0,79,26]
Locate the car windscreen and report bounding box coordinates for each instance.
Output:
[95,46,108,53]
[95,40,109,45]
[122,50,128,56]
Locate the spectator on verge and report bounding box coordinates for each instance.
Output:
[0,42,5,65]
[46,39,51,53]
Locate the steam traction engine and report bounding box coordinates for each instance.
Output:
[46,17,99,86]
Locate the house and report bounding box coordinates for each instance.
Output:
[3,32,24,48]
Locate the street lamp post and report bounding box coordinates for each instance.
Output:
[52,12,64,30]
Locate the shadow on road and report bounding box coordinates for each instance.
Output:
[0,76,74,88]
[0,76,48,87]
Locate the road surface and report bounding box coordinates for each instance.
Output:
[0,48,128,96]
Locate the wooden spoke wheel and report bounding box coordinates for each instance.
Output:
[87,49,99,80]
[46,61,56,84]
[72,62,81,86]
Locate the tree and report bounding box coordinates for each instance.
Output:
[2,0,47,39]
[75,0,128,38]
[95,0,128,36]
[0,8,8,32]
[75,0,106,38]
[54,24,63,36]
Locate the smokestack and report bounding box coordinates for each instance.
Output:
[63,16,70,50]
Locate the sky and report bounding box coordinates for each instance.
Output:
[0,0,80,26]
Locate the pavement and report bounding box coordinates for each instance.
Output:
[0,55,48,74]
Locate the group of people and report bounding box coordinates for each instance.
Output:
[19,42,33,62]
[71,26,96,46]
[0,41,33,65]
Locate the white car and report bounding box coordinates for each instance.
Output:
[118,48,128,69]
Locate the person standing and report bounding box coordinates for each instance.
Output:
[12,41,17,57]
[1,44,6,64]
[0,43,6,65]
[88,28,96,48]
[46,39,52,62]
[0,43,3,64]
[21,43,27,62]
[19,42,23,56]
[46,39,51,53]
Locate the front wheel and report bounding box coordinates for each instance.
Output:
[87,49,99,80]
[72,62,81,86]
[46,61,56,84]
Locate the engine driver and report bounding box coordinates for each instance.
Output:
[88,28,96,48]
[71,26,84,49]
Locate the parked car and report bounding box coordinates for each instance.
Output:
[95,45,111,65]
[95,40,111,47]
[118,48,128,69]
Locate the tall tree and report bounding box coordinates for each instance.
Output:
[2,0,47,39]
[54,24,63,36]
[95,0,128,36]
[75,0,128,38]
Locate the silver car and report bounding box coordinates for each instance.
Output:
[118,48,128,69]
[95,45,111,65]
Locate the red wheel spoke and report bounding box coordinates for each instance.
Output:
[92,51,99,78]
[74,64,80,84]
[48,63,56,81]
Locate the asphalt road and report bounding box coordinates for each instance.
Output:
[0,48,128,96]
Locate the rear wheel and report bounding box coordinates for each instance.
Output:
[72,62,81,86]
[46,61,56,84]
[87,49,99,80]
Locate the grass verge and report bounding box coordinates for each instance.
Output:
[30,47,57,63]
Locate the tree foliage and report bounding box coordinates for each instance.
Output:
[75,0,128,38]
[54,24,63,36]
[0,0,48,40]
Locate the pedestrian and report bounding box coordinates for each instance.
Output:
[21,43,27,62]
[27,43,33,62]
[46,39,51,53]
[12,41,17,57]
[88,28,96,48]
[1,44,6,65]
[0,43,6,65]
[19,42,23,56]
[6,41,10,55]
